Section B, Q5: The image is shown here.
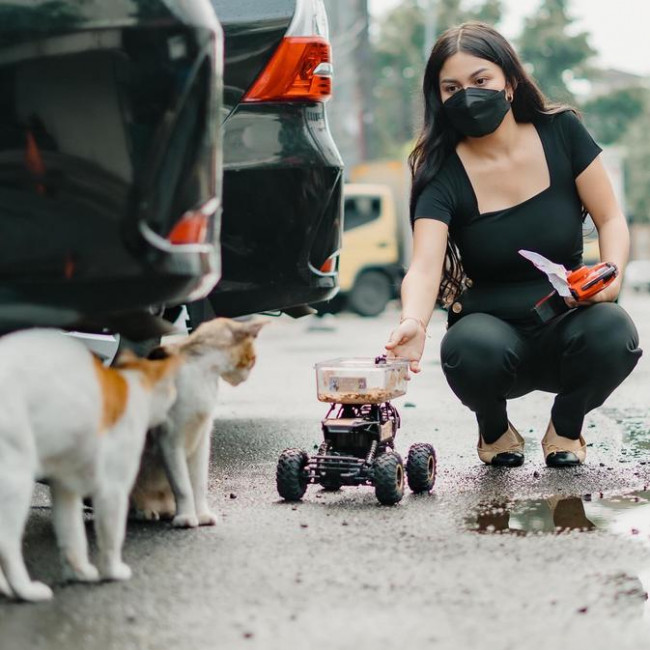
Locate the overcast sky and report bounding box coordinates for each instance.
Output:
[367,0,650,76]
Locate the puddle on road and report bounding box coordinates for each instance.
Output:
[468,492,650,624]
[465,409,650,537]
[467,492,650,537]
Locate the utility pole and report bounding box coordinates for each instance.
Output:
[355,0,372,161]
[422,0,437,63]
[327,0,372,168]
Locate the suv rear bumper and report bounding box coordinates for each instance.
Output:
[0,15,223,334]
[206,101,343,316]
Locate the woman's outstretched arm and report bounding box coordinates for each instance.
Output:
[385,218,448,372]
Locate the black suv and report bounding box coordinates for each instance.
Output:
[202,0,343,319]
[0,0,223,337]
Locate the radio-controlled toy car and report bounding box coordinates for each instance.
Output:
[276,356,436,505]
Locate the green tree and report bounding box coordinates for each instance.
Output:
[436,0,501,35]
[622,90,650,223]
[371,0,424,157]
[517,0,595,104]
[370,0,503,158]
[582,87,646,146]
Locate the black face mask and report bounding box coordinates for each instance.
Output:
[443,88,511,138]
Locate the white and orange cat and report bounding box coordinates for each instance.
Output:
[130,318,265,527]
[0,329,180,602]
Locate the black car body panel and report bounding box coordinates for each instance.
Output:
[211,101,342,315]
[205,0,343,317]
[0,0,223,332]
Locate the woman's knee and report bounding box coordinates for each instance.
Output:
[441,314,524,376]
[565,303,642,368]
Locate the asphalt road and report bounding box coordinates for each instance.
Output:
[3,291,650,650]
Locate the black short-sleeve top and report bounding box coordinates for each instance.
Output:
[414,111,602,324]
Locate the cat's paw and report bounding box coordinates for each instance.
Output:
[172,513,199,529]
[15,580,53,602]
[63,561,100,583]
[130,508,161,522]
[100,561,132,582]
[197,511,218,526]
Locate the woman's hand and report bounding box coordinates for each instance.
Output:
[385,319,426,373]
[564,274,622,308]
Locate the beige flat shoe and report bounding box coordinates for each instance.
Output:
[477,422,525,467]
[542,420,586,467]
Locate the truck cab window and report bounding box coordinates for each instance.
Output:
[344,196,381,231]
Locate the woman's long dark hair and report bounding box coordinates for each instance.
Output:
[409,21,573,307]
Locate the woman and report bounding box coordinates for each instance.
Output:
[385,22,641,468]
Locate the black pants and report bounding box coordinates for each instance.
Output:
[440,303,642,443]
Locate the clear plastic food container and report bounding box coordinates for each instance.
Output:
[315,357,409,404]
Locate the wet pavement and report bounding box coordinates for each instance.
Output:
[2,292,650,649]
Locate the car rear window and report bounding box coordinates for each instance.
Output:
[210,0,294,24]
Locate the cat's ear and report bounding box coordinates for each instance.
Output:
[231,318,269,342]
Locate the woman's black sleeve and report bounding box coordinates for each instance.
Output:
[413,177,454,226]
[557,110,603,178]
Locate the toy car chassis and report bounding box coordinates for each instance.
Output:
[277,400,436,506]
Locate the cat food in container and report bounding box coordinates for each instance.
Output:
[315,357,409,404]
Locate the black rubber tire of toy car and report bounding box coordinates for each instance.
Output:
[276,449,309,501]
[373,452,405,505]
[406,443,437,493]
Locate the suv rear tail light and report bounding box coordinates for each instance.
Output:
[244,37,331,103]
[243,0,332,103]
